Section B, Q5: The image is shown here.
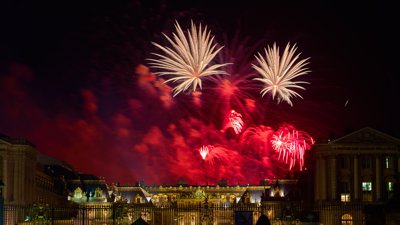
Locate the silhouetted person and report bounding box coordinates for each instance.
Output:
[131,217,149,225]
[256,214,271,225]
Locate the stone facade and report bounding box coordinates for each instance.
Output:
[1,127,400,224]
[0,134,36,205]
[312,127,400,225]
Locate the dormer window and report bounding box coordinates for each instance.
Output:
[135,194,142,203]
[94,188,102,198]
[74,187,82,199]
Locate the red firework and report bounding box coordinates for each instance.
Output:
[221,110,244,134]
[198,145,230,166]
[206,32,262,115]
[199,145,211,160]
[241,125,274,156]
[271,124,314,170]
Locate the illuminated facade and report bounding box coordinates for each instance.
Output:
[0,134,110,206]
[312,127,400,225]
[1,127,400,224]
[0,134,37,205]
[110,180,304,225]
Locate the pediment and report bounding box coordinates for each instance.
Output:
[0,136,12,148]
[0,134,12,145]
[330,127,400,146]
[0,139,10,145]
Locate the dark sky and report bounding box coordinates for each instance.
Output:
[1,0,399,184]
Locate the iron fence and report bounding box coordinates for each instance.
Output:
[3,202,365,225]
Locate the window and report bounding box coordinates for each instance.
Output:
[152,195,159,203]
[341,193,351,202]
[221,195,226,202]
[190,215,196,225]
[341,214,353,225]
[74,187,82,199]
[136,196,142,203]
[230,195,236,203]
[243,192,251,204]
[385,157,393,169]
[341,182,350,193]
[362,156,371,169]
[341,157,350,169]
[94,188,102,198]
[362,182,372,191]
[387,182,394,192]
[362,182,373,202]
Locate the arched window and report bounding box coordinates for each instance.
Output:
[341,214,353,225]
[230,195,236,203]
[273,186,281,197]
[152,195,159,203]
[220,194,226,202]
[244,192,251,204]
[74,187,82,199]
[135,194,142,203]
[94,188,102,198]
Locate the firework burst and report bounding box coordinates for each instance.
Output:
[241,125,274,156]
[271,124,314,170]
[198,145,231,166]
[206,33,261,116]
[221,110,244,134]
[199,145,211,160]
[148,21,230,97]
[253,43,310,106]
[138,21,316,184]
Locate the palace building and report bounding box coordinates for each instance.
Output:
[0,127,399,225]
[312,127,400,225]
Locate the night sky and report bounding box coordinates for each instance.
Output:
[1,1,399,185]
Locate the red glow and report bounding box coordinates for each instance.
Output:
[198,145,231,166]
[222,110,244,134]
[0,46,319,185]
[241,125,274,156]
[271,124,314,170]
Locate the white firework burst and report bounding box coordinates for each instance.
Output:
[148,21,230,97]
[252,43,310,106]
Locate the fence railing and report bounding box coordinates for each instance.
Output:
[3,201,365,225]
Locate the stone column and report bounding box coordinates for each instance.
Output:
[321,156,327,200]
[376,157,381,201]
[330,156,337,200]
[354,156,359,200]
[14,155,21,204]
[2,157,7,203]
[7,158,14,202]
[21,155,26,204]
[315,155,321,201]
[398,157,400,173]
[0,176,4,225]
